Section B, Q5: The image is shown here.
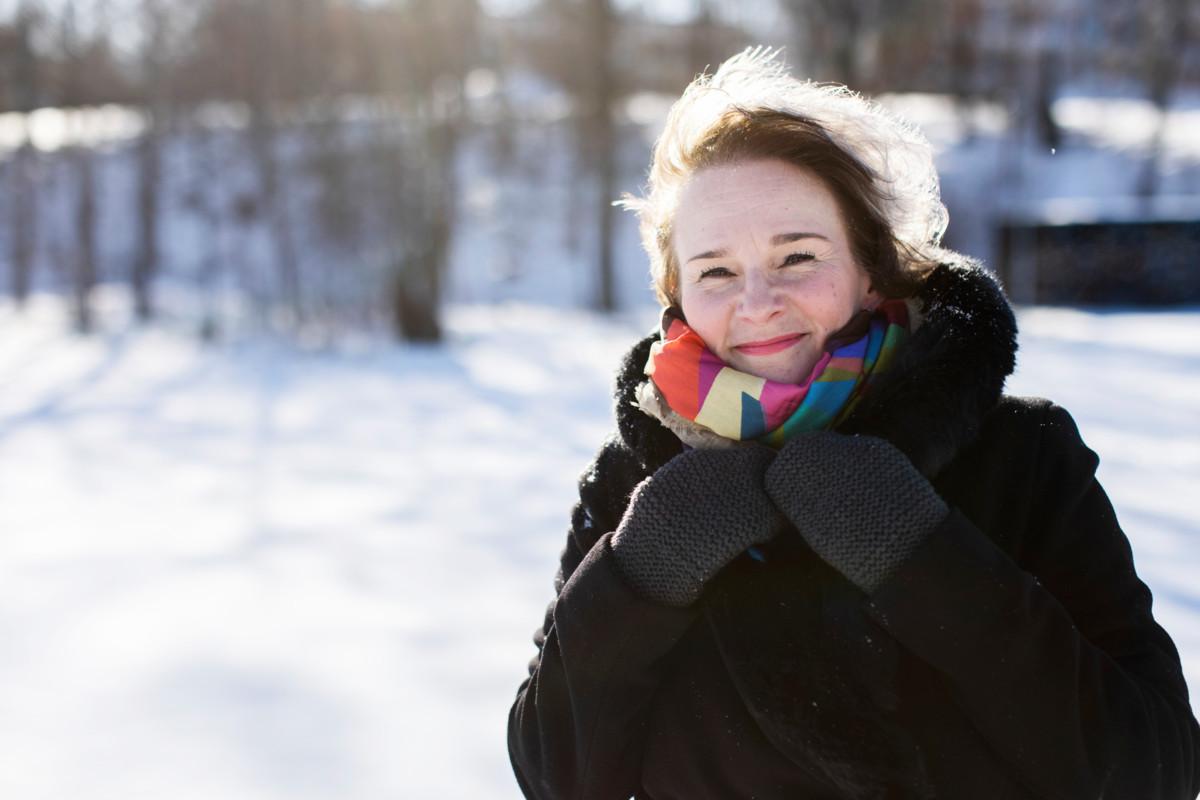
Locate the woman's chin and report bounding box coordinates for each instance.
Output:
[732,355,816,385]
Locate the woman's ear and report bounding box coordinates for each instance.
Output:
[862,285,883,312]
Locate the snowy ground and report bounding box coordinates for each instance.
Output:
[0,291,1198,799]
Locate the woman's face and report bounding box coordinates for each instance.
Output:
[673,159,880,384]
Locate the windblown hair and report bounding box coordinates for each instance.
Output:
[621,47,953,307]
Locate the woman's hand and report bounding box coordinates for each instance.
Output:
[610,446,783,607]
[765,432,949,593]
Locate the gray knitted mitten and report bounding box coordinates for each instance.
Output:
[765,431,949,593]
[611,446,781,608]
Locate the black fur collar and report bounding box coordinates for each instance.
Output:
[612,256,1018,476]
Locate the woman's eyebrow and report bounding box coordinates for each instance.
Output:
[771,232,830,245]
[686,232,831,264]
[685,247,728,264]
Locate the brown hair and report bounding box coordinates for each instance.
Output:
[621,48,949,308]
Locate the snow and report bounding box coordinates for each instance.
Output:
[1,289,1198,799]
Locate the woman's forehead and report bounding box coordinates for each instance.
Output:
[674,160,844,248]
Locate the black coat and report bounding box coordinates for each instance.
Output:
[508,261,1200,799]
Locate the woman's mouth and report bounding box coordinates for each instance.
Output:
[733,333,807,356]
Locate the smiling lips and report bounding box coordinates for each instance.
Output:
[733,333,808,356]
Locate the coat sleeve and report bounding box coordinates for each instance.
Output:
[507,440,698,800]
[864,403,1200,799]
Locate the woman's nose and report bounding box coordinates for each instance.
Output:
[736,270,784,321]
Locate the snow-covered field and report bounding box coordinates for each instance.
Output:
[0,290,1197,799]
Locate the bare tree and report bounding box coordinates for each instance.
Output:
[55,0,104,333]
[68,144,98,333]
[945,0,984,140]
[177,114,230,341]
[686,0,722,75]
[4,1,42,307]
[245,1,302,325]
[780,0,943,91]
[357,0,478,341]
[779,0,882,86]
[516,0,622,310]
[295,0,360,329]
[130,0,174,322]
[1136,0,1190,198]
[582,0,617,311]
[190,0,302,326]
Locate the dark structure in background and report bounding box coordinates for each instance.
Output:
[998,213,1200,305]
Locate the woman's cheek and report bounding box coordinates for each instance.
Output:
[688,284,733,316]
[684,295,731,348]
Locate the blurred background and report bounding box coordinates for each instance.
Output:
[0,1,1197,798]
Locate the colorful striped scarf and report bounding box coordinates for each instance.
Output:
[645,300,909,448]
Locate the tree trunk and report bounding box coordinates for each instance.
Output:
[1034,50,1061,152]
[132,0,172,322]
[72,147,98,334]
[390,107,455,342]
[948,0,982,142]
[133,115,161,321]
[249,104,302,326]
[585,0,617,312]
[9,3,40,306]
[9,144,37,306]
[390,246,443,342]
[1136,0,1187,199]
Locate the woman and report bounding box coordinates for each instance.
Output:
[508,49,1200,799]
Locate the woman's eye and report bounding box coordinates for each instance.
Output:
[698,266,733,280]
[781,251,816,267]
